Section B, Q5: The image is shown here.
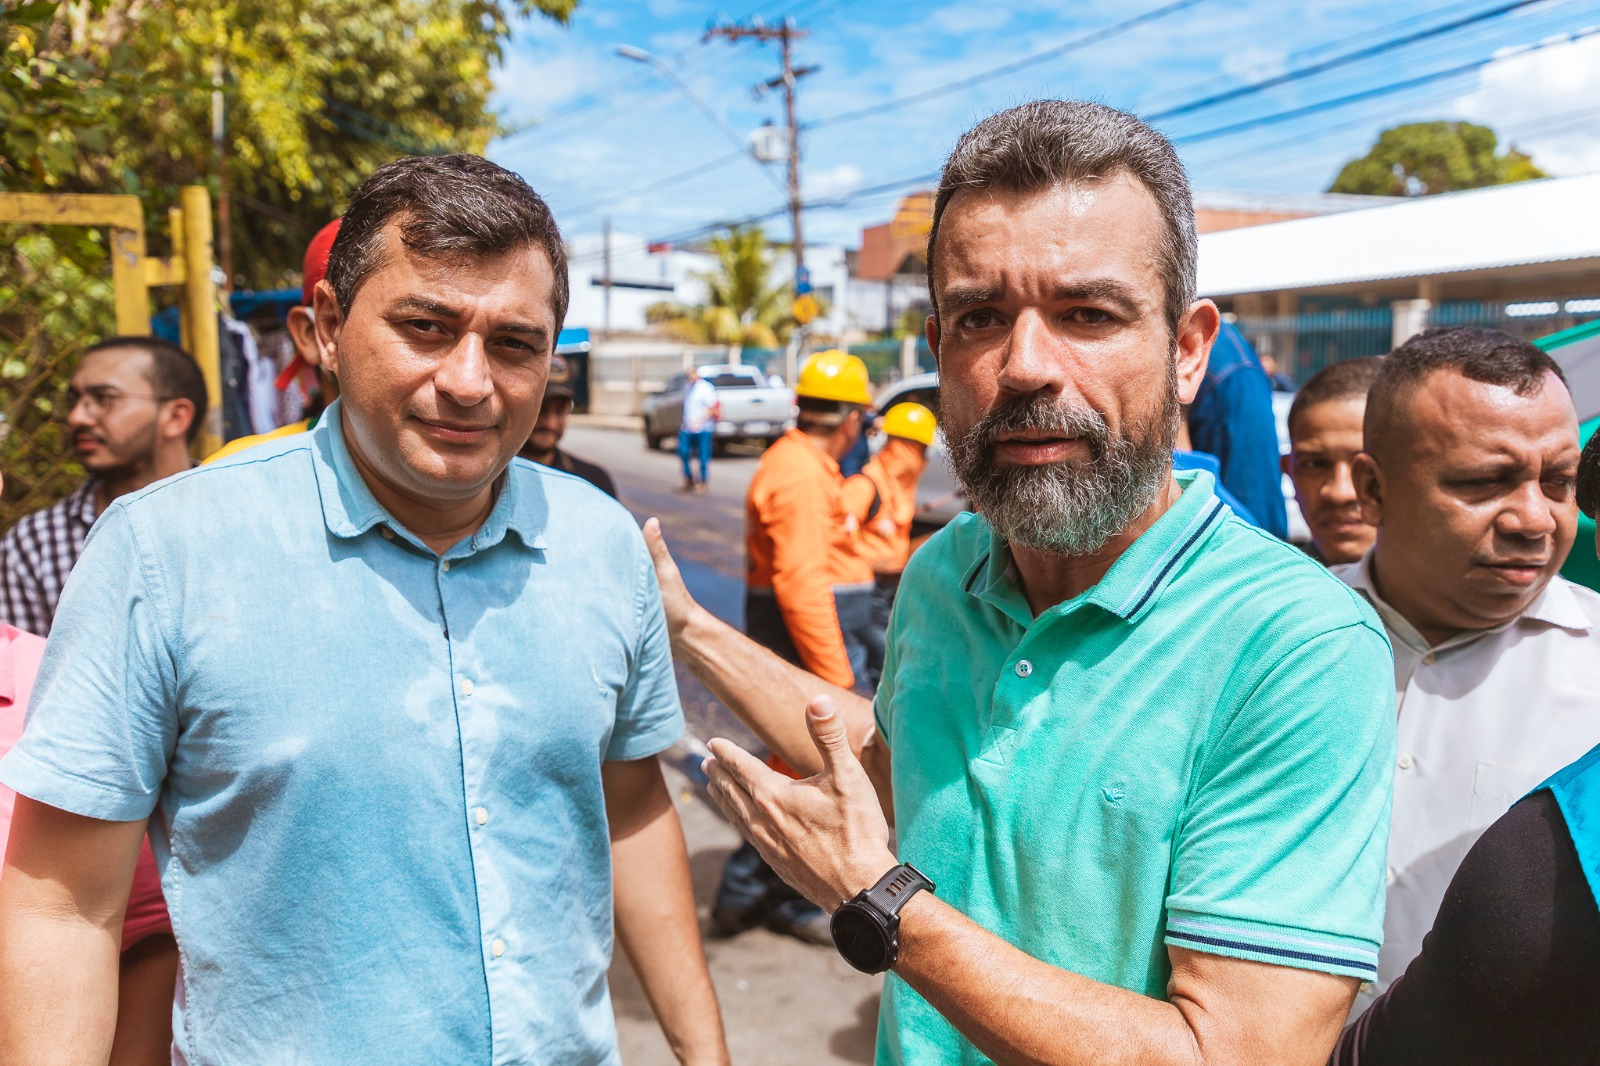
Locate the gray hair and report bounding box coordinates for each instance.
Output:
[326,154,569,334]
[927,100,1197,337]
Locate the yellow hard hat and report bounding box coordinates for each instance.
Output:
[795,349,873,406]
[881,402,937,446]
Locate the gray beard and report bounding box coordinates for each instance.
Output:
[947,379,1177,557]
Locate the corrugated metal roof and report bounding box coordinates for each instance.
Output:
[1197,174,1600,297]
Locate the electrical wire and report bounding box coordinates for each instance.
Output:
[1169,24,1600,145]
[1149,0,1553,124]
[806,0,1211,130]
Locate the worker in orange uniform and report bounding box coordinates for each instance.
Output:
[841,401,936,689]
[713,349,874,946]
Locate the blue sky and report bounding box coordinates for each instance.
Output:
[488,0,1600,252]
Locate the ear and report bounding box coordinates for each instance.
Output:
[312,279,344,376]
[924,314,940,370]
[1174,299,1219,406]
[161,398,197,443]
[285,306,322,368]
[1279,453,1292,477]
[1352,452,1384,527]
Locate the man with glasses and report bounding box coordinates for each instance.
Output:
[0,336,207,634]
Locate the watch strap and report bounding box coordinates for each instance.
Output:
[861,862,934,919]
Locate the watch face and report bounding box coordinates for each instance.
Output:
[830,905,891,974]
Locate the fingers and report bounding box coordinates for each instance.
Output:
[805,697,854,776]
[704,738,777,794]
[701,756,758,837]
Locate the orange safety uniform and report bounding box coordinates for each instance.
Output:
[746,428,873,690]
[841,436,927,574]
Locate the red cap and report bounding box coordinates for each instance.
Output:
[301,218,342,307]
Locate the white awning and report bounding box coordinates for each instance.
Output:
[1197,174,1600,298]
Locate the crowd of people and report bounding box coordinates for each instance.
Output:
[0,96,1596,1066]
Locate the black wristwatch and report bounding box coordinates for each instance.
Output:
[830,863,935,974]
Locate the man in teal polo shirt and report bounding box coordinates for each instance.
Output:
[649,99,1394,1065]
[0,156,728,1064]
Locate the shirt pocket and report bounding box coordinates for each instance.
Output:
[1468,761,1544,830]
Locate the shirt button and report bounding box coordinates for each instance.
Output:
[380,526,394,540]
[1386,865,1397,887]
[1014,660,1033,678]
[441,560,452,572]
[1398,754,1414,770]
[461,678,475,697]
[490,938,506,958]
[475,806,489,826]
[1422,652,1436,665]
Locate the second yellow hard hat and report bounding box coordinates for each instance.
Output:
[881,402,937,446]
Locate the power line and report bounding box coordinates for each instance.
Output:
[568,2,1593,259]
[561,149,750,217]
[1134,0,1509,110]
[1148,0,1553,124]
[1170,24,1600,145]
[806,0,1210,130]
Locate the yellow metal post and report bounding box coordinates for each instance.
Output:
[178,186,222,457]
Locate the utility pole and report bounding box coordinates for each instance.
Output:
[705,17,815,286]
[601,215,612,338]
[211,53,233,292]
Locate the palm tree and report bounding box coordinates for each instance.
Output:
[646,224,795,348]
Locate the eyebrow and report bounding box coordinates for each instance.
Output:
[391,296,459,318]
[390,295,548,340]
[939,285,1002,311]
[937,278,1146,317]
[1053,280,1143,317]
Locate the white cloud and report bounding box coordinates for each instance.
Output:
[491,42,613,119]
[1454,30,1600,176]
[1220,44,1288,81]
[803,163,864,201]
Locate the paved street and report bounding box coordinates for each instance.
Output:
[563,420,884,1065]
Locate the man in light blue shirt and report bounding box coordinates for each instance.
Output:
[0,155,728,1065]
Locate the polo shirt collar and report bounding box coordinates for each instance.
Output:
[1344,547,1591,655]
[310,400,548,554]
[965,469,1227,625]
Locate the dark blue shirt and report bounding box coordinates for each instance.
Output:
[1189,323,1289,540]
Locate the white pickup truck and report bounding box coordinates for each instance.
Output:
[641,364,796,452]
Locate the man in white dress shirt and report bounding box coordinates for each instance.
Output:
[1340,326,1600,1010]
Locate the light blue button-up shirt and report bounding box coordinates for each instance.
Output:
[0,402,683,1065]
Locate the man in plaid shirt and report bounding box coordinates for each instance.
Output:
[1,336,206,635]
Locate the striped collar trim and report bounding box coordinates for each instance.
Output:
[1102,495,1227,622]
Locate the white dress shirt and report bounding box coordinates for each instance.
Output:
[1337,550,1600,1012]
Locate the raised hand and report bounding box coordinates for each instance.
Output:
[701,696,897,911]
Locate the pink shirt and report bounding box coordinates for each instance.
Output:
[1,624,170,948]
[0,624,46,835]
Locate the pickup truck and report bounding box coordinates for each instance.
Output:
[642,364,796,452]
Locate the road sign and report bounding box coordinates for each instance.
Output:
[795,265,812,295]
[792,293,821,324]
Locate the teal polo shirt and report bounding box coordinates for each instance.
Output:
[874,471,1396,1065]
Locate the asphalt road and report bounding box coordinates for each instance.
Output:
[563,420,884,1066]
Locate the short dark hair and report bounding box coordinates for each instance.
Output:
[796,395,859,430]
[83,335,208,443]
[1578,430,1600,519]
[927,100,1196,337]
[1365,327,1568,459]
[1287,356,1381,440]
[326,154,569,334]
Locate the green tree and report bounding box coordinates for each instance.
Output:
[1,0,577,287]
[1328,121,1546,197]
[647,225,796,348]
